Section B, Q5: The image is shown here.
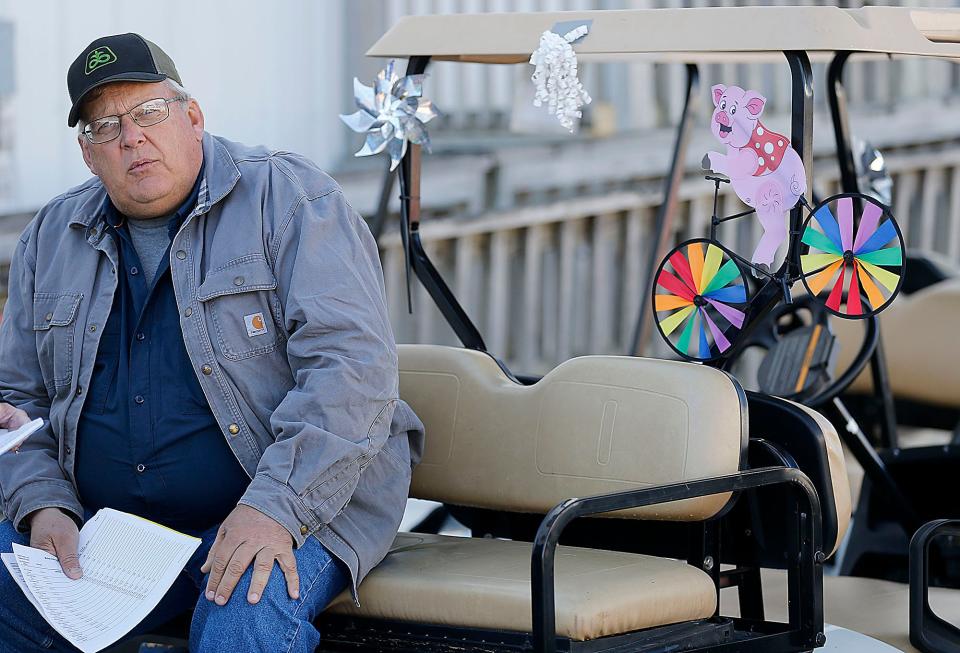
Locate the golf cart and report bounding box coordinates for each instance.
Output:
[317,6,960,653]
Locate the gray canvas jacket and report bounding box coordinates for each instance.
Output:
[0,132,424,601]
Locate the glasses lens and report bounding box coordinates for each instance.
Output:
[131,98,172,128]
[86,117,121,144]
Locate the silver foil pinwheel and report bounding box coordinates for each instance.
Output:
[340,60,440,171]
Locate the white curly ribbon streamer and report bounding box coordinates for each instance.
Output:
[529,25,592,131]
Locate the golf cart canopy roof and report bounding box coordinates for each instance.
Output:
[367,6,960,64]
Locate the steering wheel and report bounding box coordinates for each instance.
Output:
[723,293,879,408]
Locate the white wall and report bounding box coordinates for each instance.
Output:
[0,0,346,215]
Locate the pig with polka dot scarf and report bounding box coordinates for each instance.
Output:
[703,84,807,269]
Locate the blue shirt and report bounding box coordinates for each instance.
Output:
[75,166,251,532]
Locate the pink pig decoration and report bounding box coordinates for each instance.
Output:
[704,84,807,269]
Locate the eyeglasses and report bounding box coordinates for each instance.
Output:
[81,96,187,144]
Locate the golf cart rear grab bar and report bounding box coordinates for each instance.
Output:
[531,466,824,653]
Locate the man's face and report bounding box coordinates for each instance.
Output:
[78,81,204,219]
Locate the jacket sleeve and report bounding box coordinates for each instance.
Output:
[238,188,401,547]
[0,229,84,532]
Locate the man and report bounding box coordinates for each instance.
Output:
[0,33,423,652]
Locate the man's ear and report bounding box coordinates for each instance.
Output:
[186,99,204,140]
[78,136,99,176]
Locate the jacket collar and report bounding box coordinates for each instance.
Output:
[70,131,241,233]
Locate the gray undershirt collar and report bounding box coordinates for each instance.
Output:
[126,215,173,287]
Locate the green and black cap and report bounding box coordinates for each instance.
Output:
[67,33,182,127]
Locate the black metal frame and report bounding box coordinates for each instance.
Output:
[399,56,487,351]
[320,466,824,653]
[394,58,703,358]
[910,520,960,653]
[532,466,825,653]
[321,615,736,653]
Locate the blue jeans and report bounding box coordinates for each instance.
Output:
[0,517,349,652]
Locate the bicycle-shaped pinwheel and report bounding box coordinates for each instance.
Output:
[652,85,905,363]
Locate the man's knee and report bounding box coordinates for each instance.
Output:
[190,565,320,653]
[189,544,348,653]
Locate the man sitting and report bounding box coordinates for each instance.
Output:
[0,32,423,652]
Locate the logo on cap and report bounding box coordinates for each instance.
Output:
[85,47,117,75]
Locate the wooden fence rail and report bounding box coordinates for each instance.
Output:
[382,144,960,373]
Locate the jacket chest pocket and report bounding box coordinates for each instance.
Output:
[33,292,83,392]
[197,256,284,361]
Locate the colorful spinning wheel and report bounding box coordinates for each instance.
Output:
[799,193,905,318]
[652,238,751,362]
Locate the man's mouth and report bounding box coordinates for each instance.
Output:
[719,124,732,136]
[128,159,157,173]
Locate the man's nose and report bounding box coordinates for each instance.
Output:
[119,114,146,148]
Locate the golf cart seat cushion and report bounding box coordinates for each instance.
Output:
[325,532,718,640]
[396,345,746,521]
[784,399,852,555]
[833,279,960,408]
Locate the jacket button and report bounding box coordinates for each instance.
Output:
[201,365,213,375]
[89,325,97,333]
[136,464,146,473]
[176,250,187,260]
[300,524,309,536]
[228,423,240,435]
[75,386,83,396]
[233,276,245,286]
[44,313,53,322]
[184,307,193,318]
[134,395,145,405]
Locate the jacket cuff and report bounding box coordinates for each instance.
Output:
[239,474,321,548]
[9,480,84,533]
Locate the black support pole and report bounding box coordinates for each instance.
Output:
[827,52,859,197]
[785,51,814,281]
[397,56,487,351]
[631,63,700,356]
[826,52,899,448]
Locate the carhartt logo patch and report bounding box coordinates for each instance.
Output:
[85,47,117,75]
[244,313,268,337]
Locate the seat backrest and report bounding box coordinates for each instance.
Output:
[833,279,960,408]
[398,345,747,521]
[746,393,852,557]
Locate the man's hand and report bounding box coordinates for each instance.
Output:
[29,507,82,579]
[201,504,299,606]
[0,403,31,443]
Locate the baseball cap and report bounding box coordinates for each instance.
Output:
[67,33,182,127]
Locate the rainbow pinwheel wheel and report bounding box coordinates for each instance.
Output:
[799,195,905,317]
[653,239,751,361]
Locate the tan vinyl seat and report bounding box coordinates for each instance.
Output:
[327,533,717,640]
[720,568,960,652]
[326,345,749,640]
[832,279,960,409]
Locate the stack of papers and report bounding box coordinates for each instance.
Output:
[0,417,44,455]
[3,508,200,653]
